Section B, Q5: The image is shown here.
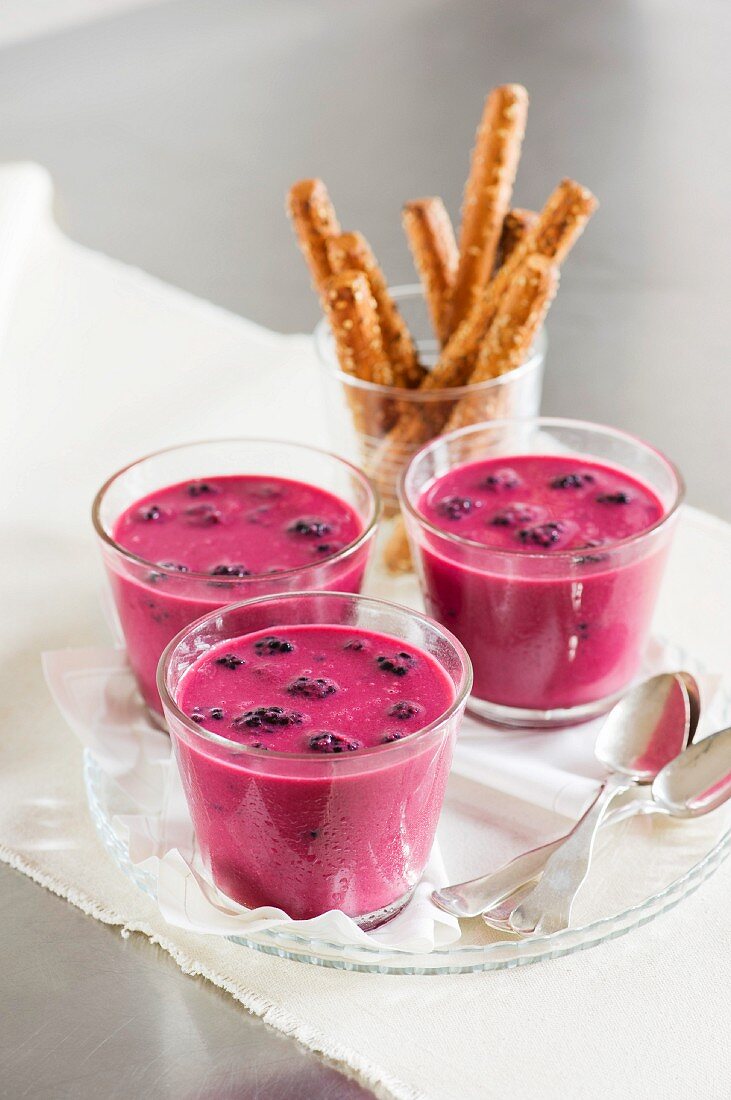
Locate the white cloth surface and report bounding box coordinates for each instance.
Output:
[2,163,731,1100]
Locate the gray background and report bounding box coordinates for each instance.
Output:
[1,1,729,1097]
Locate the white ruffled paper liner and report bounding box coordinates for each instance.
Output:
[43,641,724,953]
[42,648,460,953]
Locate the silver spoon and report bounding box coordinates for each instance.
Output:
[433,672,699,920]
[484,720,731,933]
[509,672,693,935]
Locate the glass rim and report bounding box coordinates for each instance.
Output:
[92,437,382,582]
[314,283,546,400]
[399,416,686,561]
[157,589,473,763]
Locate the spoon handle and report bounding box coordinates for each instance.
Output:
[509,774,631,934]
[431,835,567,918]
[431,793,660,919]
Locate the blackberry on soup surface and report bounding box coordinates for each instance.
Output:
[233,706,303,730]
[288,518,332,538]
[376,651,415,677]
[550,472,595,490]
[214,653,245,670]
[597,491,631,505]
[253,636,295,656]
[148,561,189,584]
[489,503,543,528]
[138,504,164,522]
[387,701,421,720]
[308,731,361,753]
[517,522,566,548]
[186,481,217,497]
[435,495,479,521]
[184,503,221,527]
[287,676,339,700]
[209,564,252,578]
[482,468,520,492]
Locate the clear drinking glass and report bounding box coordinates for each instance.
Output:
[316,284,545,514]
[93,439,380,718]
[400,418,684,728]
[158,591,472,928]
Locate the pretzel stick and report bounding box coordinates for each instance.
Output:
[327,231,423,388]
[324,270,393,386]
[448,84,529,334]
[499,208,537,266]
[287,178,341,295]
[402,198,458,345]
[424,178,597,392]
[383,517,413,574]
[444,255,559,432]
[322,270,394,444]
[383,256,559,573]
[371,179,597,503]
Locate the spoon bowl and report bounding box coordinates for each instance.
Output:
[652,725,731,817]
[509,672,693,934]
[433,672,700,921]
[483,704,731,935]
[595,672,691,780]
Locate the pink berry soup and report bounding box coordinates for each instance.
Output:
[414,453,670,714]
[108,475,368,713]
[172,624,456,922]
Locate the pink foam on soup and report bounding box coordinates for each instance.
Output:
[173,624,456,921]
[415,454,669,712]
[109,475,367,713]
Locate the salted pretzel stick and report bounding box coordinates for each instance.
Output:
[402,198,458,345]
[444,256,559,433]
[327,231,423,388]
[448,84,529,334]
[371,179,597,494]
[383,256,559,572]
[499,208,537,266]
[427,178,597,392]
[324,270,393,386]
[287,178,341,295]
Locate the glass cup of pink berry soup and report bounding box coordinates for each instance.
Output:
[400,417,684,728]
[158,591,472,928]
[93,439,380,720]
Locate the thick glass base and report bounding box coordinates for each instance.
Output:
[466,689,624,730]
[354,885,416,930]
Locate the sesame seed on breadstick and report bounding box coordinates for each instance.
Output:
[402,198,459,346]
[327,231,424,388]
[287,178,341,295]
[369,179,596,489]
[323,270,393,386]
[448,84,529,334]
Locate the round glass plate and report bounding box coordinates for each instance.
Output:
[84,745,731,975]
[84,508,731,974]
